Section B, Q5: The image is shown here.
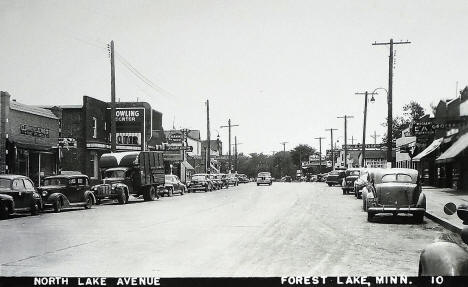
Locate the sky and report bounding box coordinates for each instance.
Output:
[1,0,468,155]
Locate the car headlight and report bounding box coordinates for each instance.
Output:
[42,191,48,197]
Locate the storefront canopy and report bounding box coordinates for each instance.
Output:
[181,160,194,170]
[436,132,468,164]
[412,138,444,162]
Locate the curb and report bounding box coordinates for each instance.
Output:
[425,211,462,234]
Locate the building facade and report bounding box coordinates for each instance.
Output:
[0,92,60,185]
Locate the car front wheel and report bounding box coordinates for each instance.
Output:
[0,203,9,219]
[53,198,62,213]
[85,195,93,209]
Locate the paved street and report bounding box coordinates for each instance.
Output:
[0,182,453,277]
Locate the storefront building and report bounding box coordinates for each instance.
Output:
[403,90,468,189]
[42,96,164,183]
[0,92,60,185]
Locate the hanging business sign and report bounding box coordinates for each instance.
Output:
[167,132,183,144]
[343,144,384,150]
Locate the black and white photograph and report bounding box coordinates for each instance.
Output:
[1,1,468,286]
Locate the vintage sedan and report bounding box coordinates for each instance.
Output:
[418,203,468,275]
[353,169,370,199]
[37,174,95,212]
[0,175,42,218]
[326,170,346,186]
[226,173,239,186]
[364,168,426,223]
[162,174,186,196]
[187,174,214,192]
[342,168,362,195]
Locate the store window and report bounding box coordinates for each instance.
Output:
[92,117,97,138]
[89,152,99,179]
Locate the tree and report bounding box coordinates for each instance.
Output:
[381,101,426,143]
[290,144,316,169]
[402,101,425,122]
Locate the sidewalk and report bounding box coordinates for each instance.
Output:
[423,186,468,233]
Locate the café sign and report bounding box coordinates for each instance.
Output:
[20,124,49,138]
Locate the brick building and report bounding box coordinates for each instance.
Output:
[0,92,60,185]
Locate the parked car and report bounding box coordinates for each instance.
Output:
[353,169,369,199]
[37,174,95,212]
[418,203,468,275]
[226,173,239,186]
[310,175,318,182]
[364,168,426,223]
[342,168,362,195]
[162,174,186,196]
[187,174,214,192]
[281,176,292,182]
[209,174,222,190]
[257,172,272,186]
[238,174,249,184]
[0,175,42,219]
[326,170,346,186]
[218,173,229,189]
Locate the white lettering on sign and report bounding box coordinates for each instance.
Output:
[116,277,160,286]
[115,110,141,122]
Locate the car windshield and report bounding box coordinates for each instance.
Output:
[104,170,126,178]
[0,179,10,188]
[258,172,271,177]
[381,173,413,183]
[192,175,206,181]
[347,170,360,176]
[43,178,68,186]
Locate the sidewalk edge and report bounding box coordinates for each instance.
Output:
[425,211,462,234]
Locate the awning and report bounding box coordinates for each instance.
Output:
[412,138,444,162]
[436,132,468,163]
[14,141,54,152]
[181,160,194,170]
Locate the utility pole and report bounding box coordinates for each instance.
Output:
[220,119,239,173]
[231,137,243,172]
[337,115,354,168]
[280,142,288,177]
[350,136,356,145]
[370,131,380,145]
[325,129,337,170]
[108,40,117,152]
[373,38,411,166]
[355,91,377,167]
[315,137,325,173]
[206,100,211,173]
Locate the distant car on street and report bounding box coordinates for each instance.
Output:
[257,172,272,186]
[342,168,362,195]
[418,203,468,275]
[326,170,346,186]
[238,174,249,184]
[0,175,42,219]
[209,174,222,190]
[309,175,318,182]
[162,174,186,196]
[226,173,239,186]
[364,168,426,223]
[188,174,214,192]
[38,174,95,212]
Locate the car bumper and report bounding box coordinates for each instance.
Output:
[367,206,425,214]
[188,185,207,190]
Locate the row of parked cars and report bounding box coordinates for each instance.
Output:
[0,171,248,219]
[324,167,426,223]
[322,167,468,275]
